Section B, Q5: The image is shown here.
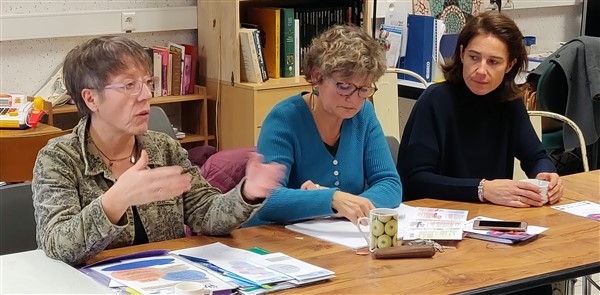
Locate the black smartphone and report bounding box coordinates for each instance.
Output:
[472,220,528,231]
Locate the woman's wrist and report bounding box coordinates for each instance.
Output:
[477,179,487,202]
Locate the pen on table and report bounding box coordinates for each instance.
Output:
[177,254,269,289]
[177,254,209,264]
[204,263,270,289]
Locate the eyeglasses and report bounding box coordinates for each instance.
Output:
[335,82,378,98]
[103,76,156,96]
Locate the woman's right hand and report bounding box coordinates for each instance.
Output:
[331,191,374,224]
[482,179,545,207]
[102,150,192,223]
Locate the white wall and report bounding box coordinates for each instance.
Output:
[503,4,583,53]
[0,0,197,96]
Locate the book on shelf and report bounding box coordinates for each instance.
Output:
[280,7,295,78]
[294,18,300,77]
[152,47,170,96]
[463,216,549,245]
[252,28,269,82]
[183,54,192,95]
[152,52,163,97]
[181,44,199,94]
[168,42,184,96]
[239,28,264,83]
[248,7,281,79]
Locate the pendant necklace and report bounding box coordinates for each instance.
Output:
[95,141,136,169]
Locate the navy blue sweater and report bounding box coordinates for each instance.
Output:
[397,82,555,202]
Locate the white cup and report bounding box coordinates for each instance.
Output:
[520,179,549,204]
[174,282,205,294]
[355,208,401,252]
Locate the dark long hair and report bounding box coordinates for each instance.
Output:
[442,11,527,101]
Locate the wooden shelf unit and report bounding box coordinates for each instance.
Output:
[197,0,371,150]
[45,86,214,147]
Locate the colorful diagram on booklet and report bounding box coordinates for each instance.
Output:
[103,258,207,283]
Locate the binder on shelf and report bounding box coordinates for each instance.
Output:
[397,14,437,83]
[280,8,295,78]
[248,7,281,79]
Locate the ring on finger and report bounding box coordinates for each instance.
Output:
[315,184,321,189]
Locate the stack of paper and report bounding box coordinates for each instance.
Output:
[82,252,236,295]
[172,243,334,294]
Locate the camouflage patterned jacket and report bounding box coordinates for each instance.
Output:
[32,117,261,266]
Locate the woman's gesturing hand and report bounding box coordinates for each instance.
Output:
[242,152,286,202]
[102,150,193,223]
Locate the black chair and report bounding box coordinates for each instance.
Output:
[0,182,38,255]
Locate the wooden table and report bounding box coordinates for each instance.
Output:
[561,169,599,202]
[0,123,61,137]
[91,172,600,295]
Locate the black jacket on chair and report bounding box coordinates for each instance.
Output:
[530,36,600,150]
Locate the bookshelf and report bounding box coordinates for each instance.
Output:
[45,86,214,147]
[197,0,372,150]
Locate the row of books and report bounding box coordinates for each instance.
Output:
[81,242,335,295]
[145,42,198,97]
[240,2,362,83]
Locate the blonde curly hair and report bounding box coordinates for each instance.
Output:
[302,24,386,85]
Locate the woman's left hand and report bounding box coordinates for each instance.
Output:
[536,172,563,204]
[242,152,286,202]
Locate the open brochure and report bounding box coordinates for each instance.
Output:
[463,216,549,245]
[285,204,468,250]
[552,201,600,221]
[81,250,235,295]
[82,243,334,295]
[172,243,334,289]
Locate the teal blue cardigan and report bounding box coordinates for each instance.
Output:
[244,93,402,227]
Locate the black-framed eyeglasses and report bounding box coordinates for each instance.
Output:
[103,76,156,96]
[335,82,378,98]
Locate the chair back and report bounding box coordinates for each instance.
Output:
[148,106,177,140]
[386,135,400,166]
[528,111,589,172]
[0,130,69,183]
[0,182,37,255]
[371,68,428,141]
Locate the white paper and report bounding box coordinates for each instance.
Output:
[285,204,468,250]
[552,201,600,221]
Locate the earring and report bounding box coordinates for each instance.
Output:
[310,86,318,111]
[311,86,319,96]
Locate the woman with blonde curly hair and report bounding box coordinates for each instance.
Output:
[244,24,402,227]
